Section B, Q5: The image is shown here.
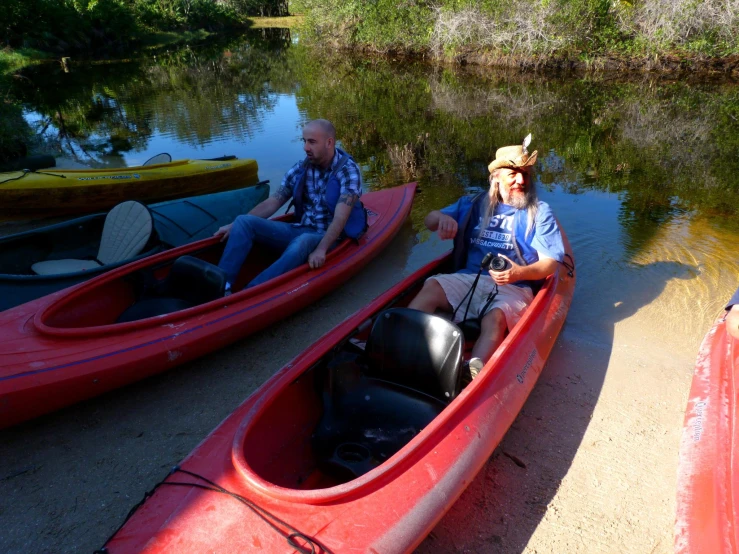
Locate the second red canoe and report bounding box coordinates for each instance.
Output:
[0,182,416,428]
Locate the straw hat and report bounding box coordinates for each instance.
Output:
[488,134,538,173]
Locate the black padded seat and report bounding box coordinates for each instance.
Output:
[364,307,465,402]
[116,255,227,323]
[312,309,464,482]
[312,354,445,481]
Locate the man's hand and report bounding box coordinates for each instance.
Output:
[436,214,458,240]
[214,223,233,242]
[488,254,521,285]
[308,247,328,269]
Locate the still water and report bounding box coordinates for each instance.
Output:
[5,28,739,357]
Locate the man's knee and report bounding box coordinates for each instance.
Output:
[481,308,507,333]
[288,233,322,258]
[231,214,257,237]
[410,279,450,312]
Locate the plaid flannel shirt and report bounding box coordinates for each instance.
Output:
[277,150,362,231]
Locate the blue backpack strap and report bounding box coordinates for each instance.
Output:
[452,191,487,272]
[291,160,310,221]
[327,149,367,239]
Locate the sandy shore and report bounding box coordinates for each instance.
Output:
[0,204,732,553]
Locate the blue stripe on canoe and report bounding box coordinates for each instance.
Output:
[2,186,410,383]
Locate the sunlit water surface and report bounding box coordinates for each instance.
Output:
[4,29,739,360]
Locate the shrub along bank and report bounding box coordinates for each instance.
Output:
[0,0,289,57]
[299,0,739,71]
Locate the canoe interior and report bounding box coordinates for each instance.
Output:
[0,215,110,275]
[0,183,269,277]
[238,269,471,490]
[40,240,283,329]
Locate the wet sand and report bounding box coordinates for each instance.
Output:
[1,192,738,553]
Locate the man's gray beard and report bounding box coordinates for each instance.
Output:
[508,194,528,210]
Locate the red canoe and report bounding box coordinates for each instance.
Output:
[99,227,575,553]
[675,314,739,553]
[0,183,416,429]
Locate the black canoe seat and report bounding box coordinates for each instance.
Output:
[117,255,226,323]
[312,354,445,481]
[364,307,465,402]
[312,308,463,481]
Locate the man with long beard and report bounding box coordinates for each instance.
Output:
[408,136,565,379]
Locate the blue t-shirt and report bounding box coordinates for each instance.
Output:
[727,286,739,310]
[441,196,564,280]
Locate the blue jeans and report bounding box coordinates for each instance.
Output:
[218,215,325,288]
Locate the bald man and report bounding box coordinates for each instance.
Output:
[215,119,366,293]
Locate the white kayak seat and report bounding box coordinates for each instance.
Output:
[30,258,103,275]
[31,201,153,275]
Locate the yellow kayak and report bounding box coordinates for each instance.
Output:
[0,156,259,217]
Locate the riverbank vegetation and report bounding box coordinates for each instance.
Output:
[2,30,737,222]
[300,0,739,71]
[0,0,289,60]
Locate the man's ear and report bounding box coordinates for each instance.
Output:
[327,136,335,148]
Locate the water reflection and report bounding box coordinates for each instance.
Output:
[1,30,739,554]
[2,31,737,309]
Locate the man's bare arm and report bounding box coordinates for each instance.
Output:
[214,192,288,241]
[248,192,287,218]
[490,256,558,286]
[308,193,357,268]
[425,210,458,240]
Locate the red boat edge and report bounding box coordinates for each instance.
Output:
[0,183,416,429]
[675,315,739,554]
[100,226,575,553]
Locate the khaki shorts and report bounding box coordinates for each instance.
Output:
[429,273,534,330]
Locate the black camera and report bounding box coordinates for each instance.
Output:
[488,254,510,272]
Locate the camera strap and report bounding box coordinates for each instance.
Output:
[478,285,499,319]
[452,268,483,323]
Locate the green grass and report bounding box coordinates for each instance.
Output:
[247,15,303,28]
[0,47,48,74]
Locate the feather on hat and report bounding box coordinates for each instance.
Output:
[488,134,538,173]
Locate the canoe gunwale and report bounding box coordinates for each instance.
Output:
[229,252,568,505]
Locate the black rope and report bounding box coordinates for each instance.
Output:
[164,468,322,554]
[0,169,67,185]
[94,466,326,554]
[36,170,68,179]
[559,253,575,277]
[93,466,180,554]
[0,170,30,185]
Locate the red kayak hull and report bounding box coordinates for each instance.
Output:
[101,227,575,553]
[0,183,416,428]
[675,315,739,553]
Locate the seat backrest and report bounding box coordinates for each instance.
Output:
[165,255,227,305]
[97,201,154,265]
[142,153,172,166]
[364,308,464,402]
